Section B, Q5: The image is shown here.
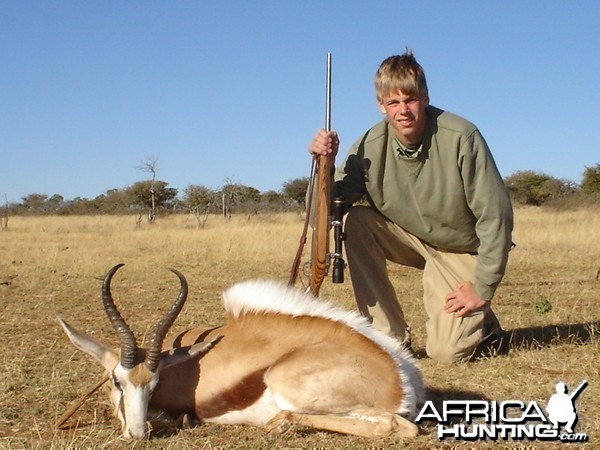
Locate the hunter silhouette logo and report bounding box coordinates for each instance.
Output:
[416,379,589,442]
[546,380,587,434]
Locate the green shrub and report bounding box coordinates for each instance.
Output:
[504,171,577,206]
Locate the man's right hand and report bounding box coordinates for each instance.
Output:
[308,129,339,157]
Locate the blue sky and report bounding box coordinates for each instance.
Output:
[2,1,599,204]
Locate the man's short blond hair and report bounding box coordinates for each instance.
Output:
[375,49,428,101]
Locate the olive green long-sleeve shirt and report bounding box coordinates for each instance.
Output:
[334,106,513,301]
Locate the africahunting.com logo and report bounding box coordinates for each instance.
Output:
[416,380,589,443]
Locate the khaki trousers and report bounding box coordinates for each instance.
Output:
[344,206,492,363]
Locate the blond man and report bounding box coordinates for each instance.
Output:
[308,50,513,363]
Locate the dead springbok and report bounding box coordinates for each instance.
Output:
[57,264,423,440]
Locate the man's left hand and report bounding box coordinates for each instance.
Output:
[445,282,487,317]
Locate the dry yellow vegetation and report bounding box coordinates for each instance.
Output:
[0,208,598,449]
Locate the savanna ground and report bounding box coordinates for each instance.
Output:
[0,207,598,450]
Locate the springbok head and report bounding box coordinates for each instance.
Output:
[57,264,218,439]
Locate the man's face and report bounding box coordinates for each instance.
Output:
[378,90,429,146]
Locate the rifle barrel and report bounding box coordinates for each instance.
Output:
[569,379,588,401]
[325,52,332,132]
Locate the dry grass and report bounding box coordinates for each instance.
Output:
[0,208,598,449]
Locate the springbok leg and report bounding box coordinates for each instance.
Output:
[265,408,418,438]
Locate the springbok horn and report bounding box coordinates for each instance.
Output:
[102,263,138,369]
[145,268,188,372]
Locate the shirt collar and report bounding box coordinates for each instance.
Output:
[393,134,423,159]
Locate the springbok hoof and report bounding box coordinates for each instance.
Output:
[265,411,294,435]
[391,415,419,438]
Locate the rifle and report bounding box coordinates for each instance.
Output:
[288,53,346,296]
[569,380,588,401]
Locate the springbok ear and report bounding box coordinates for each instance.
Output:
[159,334,223,371]
[56,315,120,371]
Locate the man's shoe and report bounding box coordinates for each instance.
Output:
[392,327,414,355]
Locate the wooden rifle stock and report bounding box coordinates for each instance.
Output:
[309,153,333,295]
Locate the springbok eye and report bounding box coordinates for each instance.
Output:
[110,373,123,391]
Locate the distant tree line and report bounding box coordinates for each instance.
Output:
[504,163,600,207]
[4,163,600,217]
[5,177,311,217]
